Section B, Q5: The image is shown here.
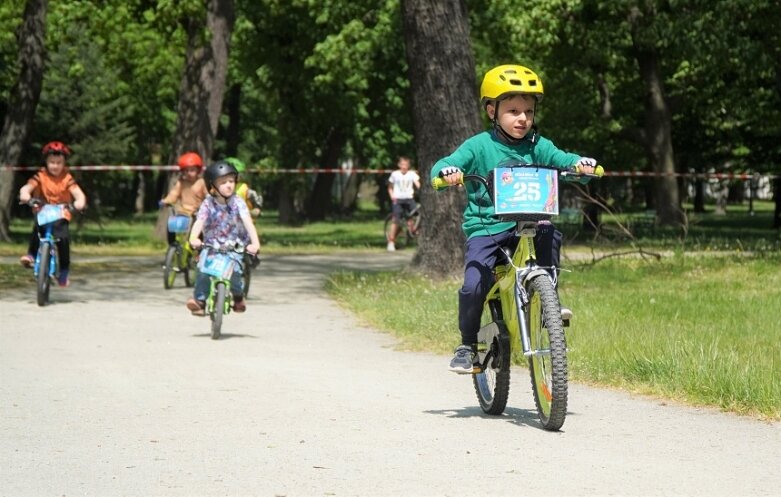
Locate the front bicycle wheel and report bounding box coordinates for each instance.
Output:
[242,255,251,297]
[163,245,178,289]
[211,281,226,340]
[527,275,568,431]
[37,244,51,306]
[473,300,511,415]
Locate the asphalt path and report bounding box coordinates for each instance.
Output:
[1,252,779,497]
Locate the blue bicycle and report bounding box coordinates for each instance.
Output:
[26,199,73,306]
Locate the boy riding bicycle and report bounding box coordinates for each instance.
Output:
[18,141,87,287]
[386,156,421,251]
[430,64,597,373]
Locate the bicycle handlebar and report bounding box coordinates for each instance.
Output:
[431,164,604,191]
[23,198,79,213]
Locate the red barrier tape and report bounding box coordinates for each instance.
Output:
[0,165,778,179]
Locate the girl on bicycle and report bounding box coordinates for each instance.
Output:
[18,141,87,287]
[430,64,597,373]
[186,160,260,315]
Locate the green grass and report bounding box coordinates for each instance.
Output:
[326,254,781,420]
[1,208,390,257]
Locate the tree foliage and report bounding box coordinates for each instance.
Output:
[0,0,777,228]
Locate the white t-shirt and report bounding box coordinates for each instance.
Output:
[388,170,420,200]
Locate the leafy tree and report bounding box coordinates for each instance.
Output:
[0,0,47,242]
[401,0,479,274]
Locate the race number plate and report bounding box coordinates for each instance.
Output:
[36,205,67,225]
[493,167,559,216]
[167,215,191,233]
[199,252,235,279]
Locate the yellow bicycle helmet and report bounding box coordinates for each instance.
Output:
[480,64,544,105]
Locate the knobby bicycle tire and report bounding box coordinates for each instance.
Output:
[527,275,568,431]
[473,300,511,414]
[37,243,51,306]
[211,281,226,340]
[163,245,178,289]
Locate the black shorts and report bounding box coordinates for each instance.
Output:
[392,199,417,222]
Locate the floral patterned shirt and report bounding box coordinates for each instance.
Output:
[195,195,250,249]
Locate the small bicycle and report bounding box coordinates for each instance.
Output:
[384,203,421,249]
[163,207,196,289]
[433,163,603,431]
[197,240,251,340]
[25,199,74,306]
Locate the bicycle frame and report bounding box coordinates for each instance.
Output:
[483,222,553,357]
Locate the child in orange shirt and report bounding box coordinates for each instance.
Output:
[160,152,209,244]
[18,141,87,287]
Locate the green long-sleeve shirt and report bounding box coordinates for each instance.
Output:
[430,130,581,239]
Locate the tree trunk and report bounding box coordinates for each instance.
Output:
[0,0,47,242]
[307,128,346,221]
[773,178,780,229]
[168,0,235,164]
[224,83,241,157]
[401,0,479,276]
[158,0,234,235]
[629,6,683,227]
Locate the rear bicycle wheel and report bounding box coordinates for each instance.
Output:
[183,249,194,287]
[37,244,51,306]
[163,245,178,289]
[473,299,511,414]
[211,281,226,340]
[527,275,568,431]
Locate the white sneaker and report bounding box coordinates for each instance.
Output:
[561,307,573,321]
[386,241,396,251]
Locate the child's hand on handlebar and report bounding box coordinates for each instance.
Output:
[575,157,597,174]
[246,243,260,256]
[190,238,203,250]
[439,166,463,187]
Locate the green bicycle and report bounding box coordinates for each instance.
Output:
[163,208,196,289]
[198,240,250,340]
[433,163,603,431]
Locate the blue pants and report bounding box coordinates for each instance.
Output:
[458,224,561,345]
[193,263,244,302]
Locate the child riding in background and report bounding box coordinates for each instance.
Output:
[186,160,261,316]
[386,156,421,251]
[224,157,262,217]
[430,64,598,374]
[161,152,208,245]
[18,141,87,287]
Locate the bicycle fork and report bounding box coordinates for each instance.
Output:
[515,267,557,358]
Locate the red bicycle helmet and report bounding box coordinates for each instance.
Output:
[42,141,72,157]
[177,152,203,170]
